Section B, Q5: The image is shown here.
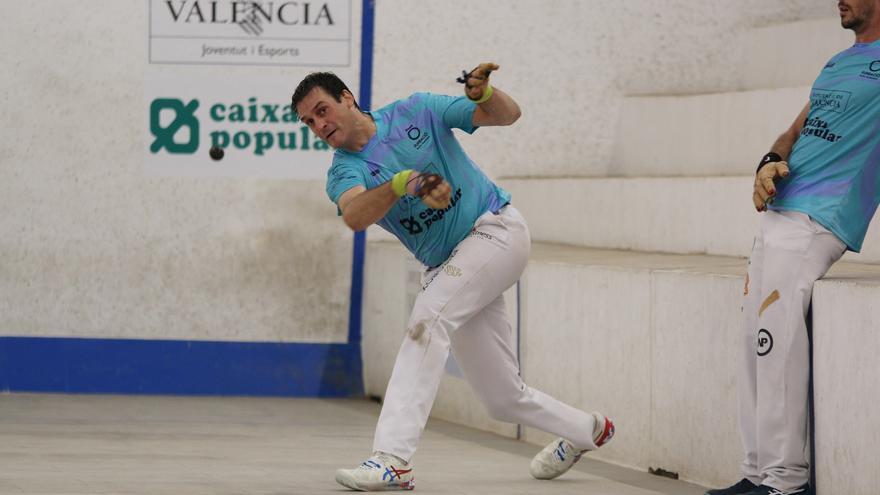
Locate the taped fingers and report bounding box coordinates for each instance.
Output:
[473,62,499,79]
[413,173,448,209]
[455,63,499,88]
[754,191,767,211]
[754,192,772,211]
[761,175,777,197]
[415,173,444,198]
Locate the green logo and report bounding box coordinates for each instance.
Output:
[148,96,328,157]
[150,98,200,153]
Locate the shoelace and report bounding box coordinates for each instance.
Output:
[360,459,382,470]
[362,454,409,470]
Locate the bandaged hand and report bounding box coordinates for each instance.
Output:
[753,161,790,212]
[406,171,452,210]
[460,62,499,102]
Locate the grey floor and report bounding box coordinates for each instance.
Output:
[0,394,708,495]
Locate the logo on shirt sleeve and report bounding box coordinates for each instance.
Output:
[328,167,362,193]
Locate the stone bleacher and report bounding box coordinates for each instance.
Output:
[361,17,877,493]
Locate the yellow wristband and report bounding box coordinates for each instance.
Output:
[391,169,414,197]
[471,84,494,104]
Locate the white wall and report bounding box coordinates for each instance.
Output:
[813,277,880,494]
[358,2,877,491]
[0,1,837,344]
[1,2,353,343]
[373,0,836,178]
[0,2,841,349]
[4,0,868,488]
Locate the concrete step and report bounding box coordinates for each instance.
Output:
[362,240,880,492]
[610,87,809,177]
[610,18,853,178]
[499,176,880,263]
[737,17,854,91]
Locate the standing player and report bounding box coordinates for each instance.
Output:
[292,64,614,491]
[707,1,880,494]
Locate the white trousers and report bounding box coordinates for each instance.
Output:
[373,206,598,461]
[738,210,845,490]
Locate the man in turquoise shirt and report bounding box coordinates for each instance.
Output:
[707,2,880,494]
[324,90,510,268]
[293,64,614,491]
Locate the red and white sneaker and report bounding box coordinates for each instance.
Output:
[335,452,415,491]
[529,412,615,480]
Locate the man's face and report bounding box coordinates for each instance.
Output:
[839,0,876,31]
[296,86,357,149]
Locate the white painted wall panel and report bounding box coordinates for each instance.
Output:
[649,270,743,486]
[1,2,353,342]
[611,88,810,177]
[519,261,654,470]
[812,275,880,495]
[738,18,854,91]
[0,1,843,344]
[502,177,880,263]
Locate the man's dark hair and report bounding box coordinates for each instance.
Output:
[291,72,359,112]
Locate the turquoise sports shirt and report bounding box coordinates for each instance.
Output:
[326,93,511,267]
[772,40,880,251]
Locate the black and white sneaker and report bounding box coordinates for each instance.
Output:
[705,478,758,495]
[744,483,811,495]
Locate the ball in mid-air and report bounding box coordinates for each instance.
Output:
[209,146,224,161]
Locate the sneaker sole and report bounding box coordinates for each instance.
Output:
[335,470,415,491]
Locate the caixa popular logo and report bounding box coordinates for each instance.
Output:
[149,97,329,156]
[151,98,201,153]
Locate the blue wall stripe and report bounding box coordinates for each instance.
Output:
[343,0,375,379]
[0,3,377,399]
[0,337,362,397]
[359,0,375,112]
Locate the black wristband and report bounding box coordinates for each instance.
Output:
[757,152,783,174]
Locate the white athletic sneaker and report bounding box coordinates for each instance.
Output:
[529,412,615,480]
[335,452,415,491]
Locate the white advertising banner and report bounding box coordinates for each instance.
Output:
[149,0,352,66]
[145,0,360,178]
[146,73,339,178]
